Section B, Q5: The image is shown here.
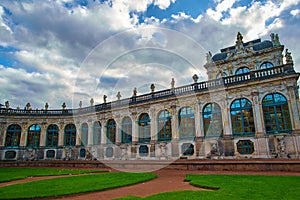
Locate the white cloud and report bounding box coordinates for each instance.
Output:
[206,0,237,21]
[154,0,176,10]
[290,9,300,16]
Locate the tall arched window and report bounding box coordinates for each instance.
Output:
[107,119,116,144]
[81,123,88,146]
[230,98,255,136]
[46,124,58,147]
[262,93,292,134]
[27,124,41,148]
[157,110,172,141]
[178,107,195,139]
[64,124,76,146]
[138,113,151,143]
[121,117,132,144]
[203,103,223,137]
[235,67,250,75]
[5,124,21,148]
[93,121,101,145]
[260,62,274,69]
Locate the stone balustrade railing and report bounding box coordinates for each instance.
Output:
[0,64,295,116]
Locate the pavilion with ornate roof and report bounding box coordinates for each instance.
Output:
[0,32,299,161]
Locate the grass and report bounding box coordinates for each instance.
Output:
[0,167,104,183]
[0,172,157,199]
[118,174,300,200]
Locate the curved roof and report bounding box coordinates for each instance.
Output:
[212,52,227,62]
[253,40,273,51]
[212,39,275,62]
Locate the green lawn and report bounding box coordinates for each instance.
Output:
[0,172,157,199]
[118,174,300,200]
[0,167,104,183]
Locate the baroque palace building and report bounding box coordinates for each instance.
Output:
[0,32,300,161]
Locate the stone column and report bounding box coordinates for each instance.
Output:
[171,105,179,139]
[194,102,202,137]
[221,100,232,136]
[20,122,28,147]
[150,108,157,141]
[220,99,234,156]
[39,123,47,147]
[115,117,122,144]
[75,123,81,146]
[131,113,138,143]
[287,86,300,133]
[100,119,107,144]
[252,92,265,136]
[58,122,65,147]
[149,108,156,157]
[0,122,7,147]
[170,105,179,157]
[87,121,93,146]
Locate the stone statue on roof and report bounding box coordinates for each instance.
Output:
[79,101,82,108]
[150,84,155,93]
[5,101,9,109]
[45,102,49,110]
[90,98,94,106]
[285,49,293,63]
[206,51,212,63]
[270,33,281,46]
[62,102,66,110]
[116,91,121,100]
[236,32,243,43]
[171,78,175,89]
[133,88,137,97]
[103,95,107,103]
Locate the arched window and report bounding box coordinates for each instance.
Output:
[93,121,101,145]
[46,124,58,147]
[27,124,41,148]
[178,107,195,139]
[203,103,223,137]
[81,123,88,146]
[138,113,151,143]
[262,93,292,134]
[157,110,172,141]
[121,117,132,144]
[230,98,255,136]
[64,124,76,146]
[107,119,116,144]
[260,62,274,69]
[5,124,21,148]
[235,67,250,75]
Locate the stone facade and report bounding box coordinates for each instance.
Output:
[0,33,299,161]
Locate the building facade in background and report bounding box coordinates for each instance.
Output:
[0,33,299,161]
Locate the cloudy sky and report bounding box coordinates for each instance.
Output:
[0,0,299,109]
